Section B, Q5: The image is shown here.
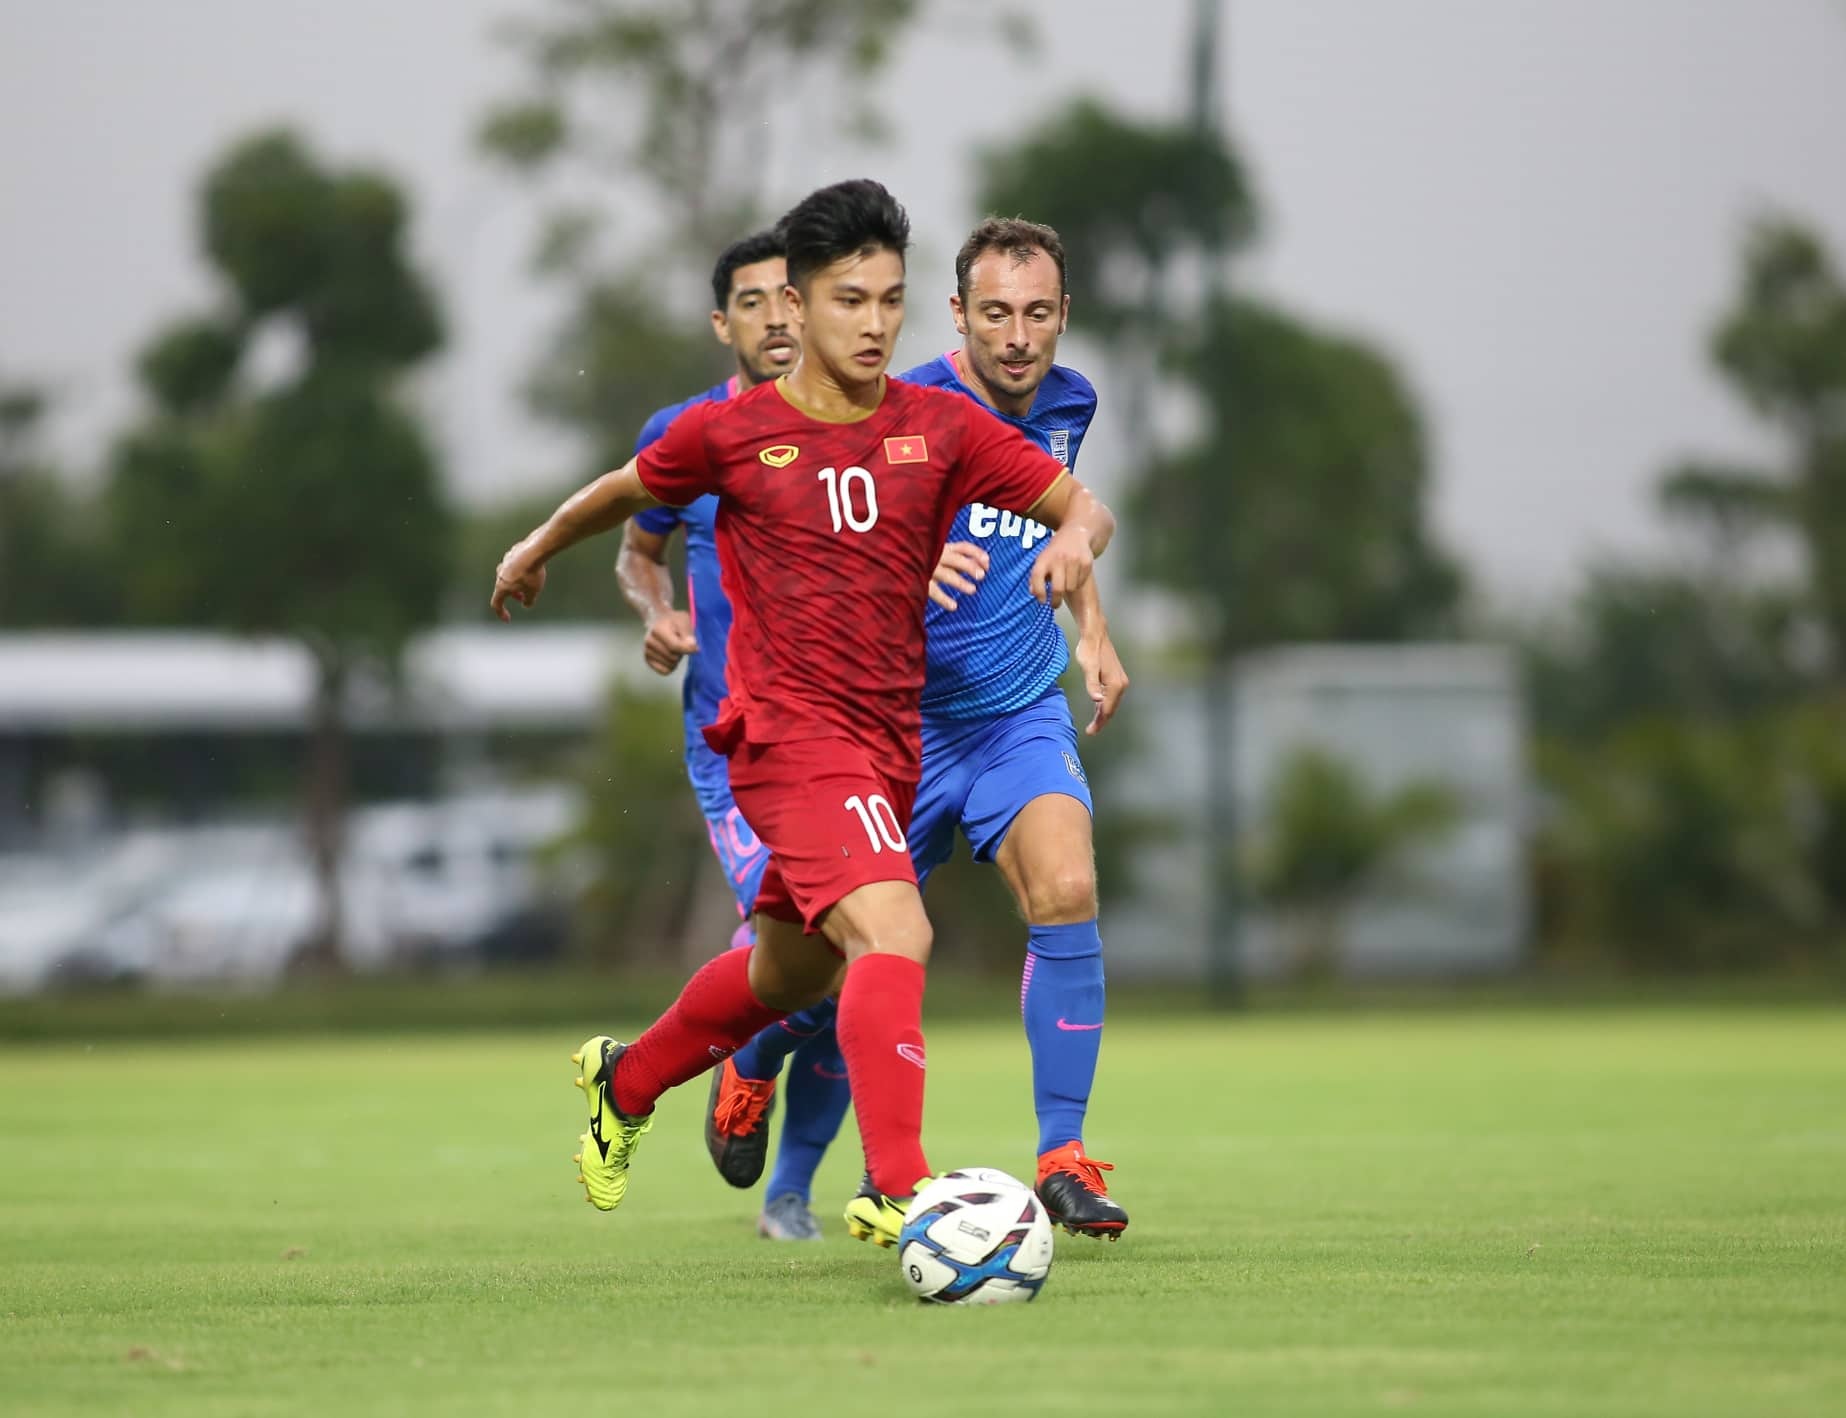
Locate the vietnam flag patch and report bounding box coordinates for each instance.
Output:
[883,434,929,465]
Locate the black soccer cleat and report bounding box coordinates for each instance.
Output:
[703,1056,777,1188]
[1035,1142,1129,1240]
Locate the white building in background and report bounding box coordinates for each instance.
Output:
[0,626,656,737]
[1107,646,1529,981]
[0,626,663,835]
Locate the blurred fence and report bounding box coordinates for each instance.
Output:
[1106,646,1526,981]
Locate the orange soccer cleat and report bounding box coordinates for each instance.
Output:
[1035,1141,1129,1240]
[703,1057,778,1188]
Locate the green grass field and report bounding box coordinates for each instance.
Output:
[4,1007,1843,1416]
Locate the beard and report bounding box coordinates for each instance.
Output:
[740,340,798,385]
[974,344,1044,395]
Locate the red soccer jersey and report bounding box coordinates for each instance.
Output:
[635,377,1067,777]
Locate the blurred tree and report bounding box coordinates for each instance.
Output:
[1521,566,1815,742]
[520,277,732,478]
[1785,699,1846,926]
[1657,459,1792,558]
[480,0,925,263]
[104,129,451,968]
[1136,297,1464,654]
[1538,713,1841,970]
[478,0,951,482]
[0,379,119,626]
[976,96,1461,652]
[455,491,651,622]
[1519,218,1846,970]
[977,98,1459,651]
[973,97,1256,339]
[1663,218,1846,678]
[1240,748,1458,978]
[973,97,1255,481]
[565,683,709,966]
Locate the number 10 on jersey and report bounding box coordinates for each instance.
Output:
[818,465,879,533]
[844,793,907,852]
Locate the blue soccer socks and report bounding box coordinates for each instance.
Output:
[731,997,838,1082]
[762,1029,853,1204]
[732,1000,850,1204]
[1021,919,1106,1156]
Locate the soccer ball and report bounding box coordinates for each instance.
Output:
[897,1168,1055,1305]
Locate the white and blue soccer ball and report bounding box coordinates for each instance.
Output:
[898,1168,1055,1305]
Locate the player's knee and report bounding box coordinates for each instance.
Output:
[825,880,933,964]
[857,915,933,965]
[1021,861,1098,925]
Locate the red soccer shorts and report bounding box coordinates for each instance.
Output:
[725,736,920,933]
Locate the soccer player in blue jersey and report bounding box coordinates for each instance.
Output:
[708,217,1133,1238]
[613,229,851,1242]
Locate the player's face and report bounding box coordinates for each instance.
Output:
[714,257,798,386]
[787,246,906,390]
[950,247,1068,412]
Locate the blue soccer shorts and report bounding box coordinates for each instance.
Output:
[909,687,1094,890]
[703,797,773,919]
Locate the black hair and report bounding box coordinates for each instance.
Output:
[778,179,910,290]
[955,217,1068,302]
[710,229,786,312]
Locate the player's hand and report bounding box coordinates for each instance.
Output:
[1027,525,1094,609]
[490,538,547,621]
[928,542,990,611]
[1074,629,1130,736]
[642,609,698,674]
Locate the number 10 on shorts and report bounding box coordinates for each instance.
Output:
[845,793,907,853]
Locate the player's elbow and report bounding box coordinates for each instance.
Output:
[1065,485,1115,558]
[620,522,670,566]
[1088,496,1116,557]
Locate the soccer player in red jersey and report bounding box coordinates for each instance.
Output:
[490,179,1116,1242]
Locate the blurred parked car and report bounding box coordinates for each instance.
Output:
[0,788,581,992]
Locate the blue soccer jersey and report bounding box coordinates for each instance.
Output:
[631,374,738,819]
[898,353,1098,721]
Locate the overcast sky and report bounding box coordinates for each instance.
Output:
[4,0,1844,602]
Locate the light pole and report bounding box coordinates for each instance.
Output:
[1190,0,1243,1005]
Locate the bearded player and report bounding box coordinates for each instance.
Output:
[706,218,1131,1238]
[613,229,850,1243]
[490,179,1116,1242]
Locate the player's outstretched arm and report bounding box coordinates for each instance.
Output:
[491,460,661,621]
[1024,476,1116,609]
[617,523,698,674]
